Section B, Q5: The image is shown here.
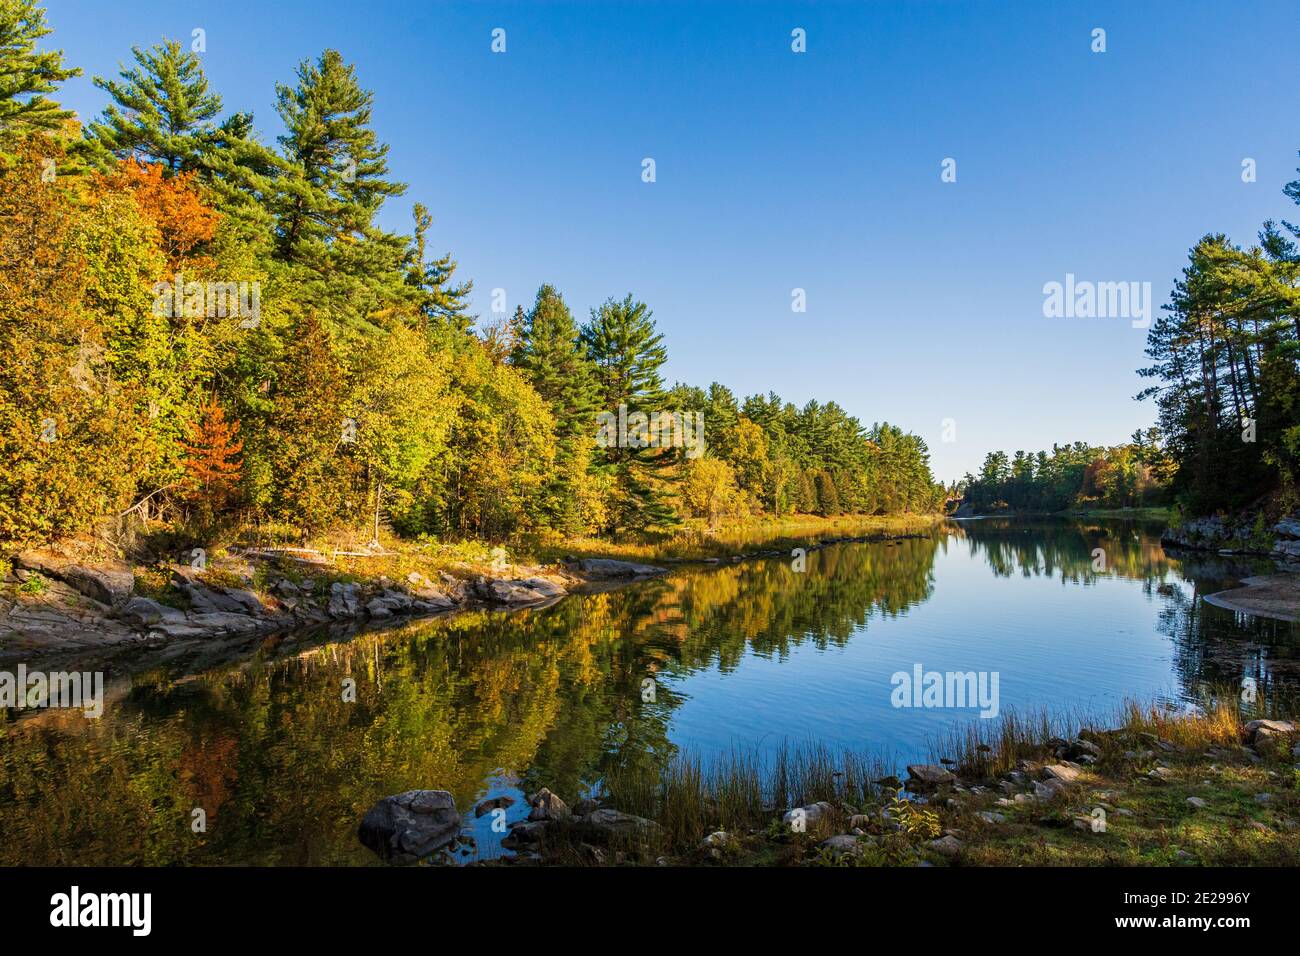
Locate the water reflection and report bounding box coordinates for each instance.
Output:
[0,518,1295,864]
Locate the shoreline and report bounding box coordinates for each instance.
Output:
[367,702,1300,868]
[1204,575,1300,623]
[1,516,940,669]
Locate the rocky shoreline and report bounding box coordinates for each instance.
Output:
[0,530,931,667]
[0,549,668,666]
[356,716,1300,867]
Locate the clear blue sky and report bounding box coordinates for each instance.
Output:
[50,1,1299,481]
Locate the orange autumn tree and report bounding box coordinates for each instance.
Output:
[179,394,243,513]
[105,159,220,270]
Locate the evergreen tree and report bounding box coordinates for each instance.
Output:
[511,284,598,532]
[87,40,223,172]
[409,202,472,333]
[581,294,677,532]
[0,0,79,144]
[272,49,405,262]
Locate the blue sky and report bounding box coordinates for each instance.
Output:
[49,1,1300,481]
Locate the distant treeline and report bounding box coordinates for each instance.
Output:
[0,2,943,551]
[959,434,1173,513]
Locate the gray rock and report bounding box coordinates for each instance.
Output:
[1043,763,1082,784]
[1274,517,1300,539]
[501,819,550,848]
[819,834,863,858]
[782,801,835,827]
[357,789,461,864]
[906,764,956,788]
[573,558,666,579]
[975,811,1006,824]
[1244,719,1295,743]
[14,553,135,608]
[119,596,174,628]
[1186,796,1208,809]
[527,787,569,821]
[574,808,661,840]
[927,835,963,858]
[328,582,360,618]
[1034,779,1068,800]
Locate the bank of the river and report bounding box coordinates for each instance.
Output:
[0,513,941,665]
[378,702,1300,867]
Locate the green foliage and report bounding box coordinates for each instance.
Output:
[0,11,944,555]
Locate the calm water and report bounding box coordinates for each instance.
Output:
[2,517,1297,864]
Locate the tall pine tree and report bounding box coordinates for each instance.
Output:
[0,0,79,145]
[581,294,677,533]
[272,49,405,262]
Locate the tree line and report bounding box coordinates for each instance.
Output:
[959,434,1173,514]
[0,1,943,552]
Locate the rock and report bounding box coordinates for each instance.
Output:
[1067,739,1102,760]
[1034,779,1068,800]
[782,801,835,827]
[1042,764,1082,784]
[474,795,516,817]
[1254,793,1273,804]
[848,814,872,829]
[906,764,956,788]
[357,789,461,864]
[875,775,904,791]
[573,798,601,816]
[14,553,135,608]
[1244,719,1295,743]
[819,834,863,859]
[1147,766,1176,782]
[1274,516,1300,538]
[702,830,738,858]
[118,595,180,628]
[1186,797,1209,809]
[927,835,963,858]
[975,811,1006,824]
[501,820,550,848]
[527,787,569,821]
[186,612,267,636]
[574,808,660,841]
[572,558,666,579]
[328,582,360,618]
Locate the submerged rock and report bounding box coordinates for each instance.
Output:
[358,789,461,864]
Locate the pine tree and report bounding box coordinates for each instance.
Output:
[272,49,405,262]
[581,294,677,532]
[0,0,80,144]
[410,202,472,332]
[510,284,599,532]
[87,40,222,172]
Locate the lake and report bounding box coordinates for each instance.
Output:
[2,517,1296,864]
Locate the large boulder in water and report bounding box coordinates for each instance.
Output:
[358,790,461,864]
